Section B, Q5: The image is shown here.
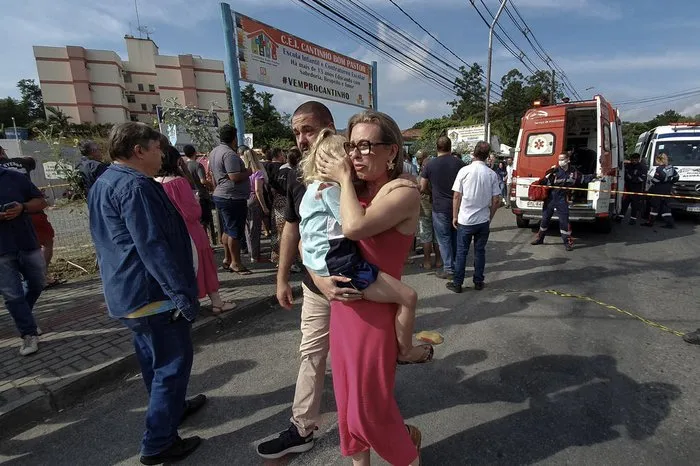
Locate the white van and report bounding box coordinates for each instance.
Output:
[635,123,700,214]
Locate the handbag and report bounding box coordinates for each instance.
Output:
[528,178,549,201]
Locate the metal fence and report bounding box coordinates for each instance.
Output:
[45,204,94,260]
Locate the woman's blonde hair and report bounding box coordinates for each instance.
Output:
[300,128,347,185]
[346,110,404,180]
[241,149,267,181]
[655,153,668,165]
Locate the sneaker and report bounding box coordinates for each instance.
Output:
[435,270,453,280]
[683,329,700,345]
[446,282,462,293]
[19,335,39,356]
[474,282,485,290]
[140,436,202,465]
[256,424,314,459]
[565,243,574,252]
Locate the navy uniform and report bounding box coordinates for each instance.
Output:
[531,165,594,251]
[617,158,647,224]
[642,163,679,228]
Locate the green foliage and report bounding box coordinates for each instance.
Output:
[240,84,294,147]
[161,97,218,153]
[622,110,700,156]
[35,125,86,201]
[449,63,486,121]
[17,79,44,121]
[0,97,28,129]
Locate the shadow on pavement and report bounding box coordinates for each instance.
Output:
[400,353,680,465]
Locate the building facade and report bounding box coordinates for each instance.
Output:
[33,36,230,125]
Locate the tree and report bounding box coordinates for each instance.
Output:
[0,97,28,129]
[490,69,529,146]
[45,106,72,130]
[17,79,45,121]
[449,63,486,121]
[240,84,294,147]
[161,98,218,153]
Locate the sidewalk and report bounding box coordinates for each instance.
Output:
[0,249,300,438]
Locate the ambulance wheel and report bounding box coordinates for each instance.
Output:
[516,214,530,228]
[595,216,613,234]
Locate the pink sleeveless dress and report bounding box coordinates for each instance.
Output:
[330,226,418,465]
[160,177,220,298]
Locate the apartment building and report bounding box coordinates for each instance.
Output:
[33,36,230,125]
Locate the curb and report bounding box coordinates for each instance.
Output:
[0,288,298,440]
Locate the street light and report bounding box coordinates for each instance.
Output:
[10,116,22,156]
[484,0,508,143]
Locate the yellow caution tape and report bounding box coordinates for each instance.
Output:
[495,288,685,337]
[516,182,700,201]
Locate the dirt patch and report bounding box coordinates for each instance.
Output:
[49,252,99,281]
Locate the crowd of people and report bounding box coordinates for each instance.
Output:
[0,97,697,465]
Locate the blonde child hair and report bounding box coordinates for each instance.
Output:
[300,128,347,186]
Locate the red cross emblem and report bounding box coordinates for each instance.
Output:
[534,139,545,150]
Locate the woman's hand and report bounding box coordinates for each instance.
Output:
[318,150,353,184]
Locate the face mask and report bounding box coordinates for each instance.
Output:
[559,161,569,168]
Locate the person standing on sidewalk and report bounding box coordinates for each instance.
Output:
[420,136,465,279]
[75,140,109,195]
[257,101,363,460]
[505,157,514,207]
[0,166,48,356]
[88,123,206,465]
[183,144,216,243]
[446,141,502,293]
[209,125,252,274]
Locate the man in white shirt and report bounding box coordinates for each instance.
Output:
[505,157,514,207]
[447,141,502,293]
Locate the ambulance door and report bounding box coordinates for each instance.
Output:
[590,96,612,215]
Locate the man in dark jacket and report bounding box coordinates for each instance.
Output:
[642,153,679,229]
[531,153,596,251]
[75,140,109,195]
[617,153,647,225]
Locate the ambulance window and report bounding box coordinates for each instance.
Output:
[526,133,555,156]
[603,125,611,151]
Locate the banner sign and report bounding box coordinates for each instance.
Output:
[233,12,373,108]
[447,125,487,148]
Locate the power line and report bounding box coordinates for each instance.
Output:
[508,2,582,100]
[293,0,457,96]
[386,0,504,93]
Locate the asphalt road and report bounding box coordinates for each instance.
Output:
[2,210,699,465]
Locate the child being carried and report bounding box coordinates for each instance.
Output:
[299,129,432,364]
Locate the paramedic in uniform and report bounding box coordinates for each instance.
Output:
[641,153,679,229]
[616,152,647,225]
[531,153,596,251]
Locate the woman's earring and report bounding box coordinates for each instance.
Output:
[387,160,395,171]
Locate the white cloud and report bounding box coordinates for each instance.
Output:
[681,102,700,117]
[561,52,700,73]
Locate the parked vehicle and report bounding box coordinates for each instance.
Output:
[509,95,625,233]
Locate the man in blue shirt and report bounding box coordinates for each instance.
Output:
[75,139,109,195]
[0,167,48,356]
[88,122,205,465]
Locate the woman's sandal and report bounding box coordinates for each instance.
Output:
[212,301,237,315]
[229,267,253,275]
[397,344,434,365]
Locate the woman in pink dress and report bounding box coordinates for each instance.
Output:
[156,146,236,315]
[317,111,424,466]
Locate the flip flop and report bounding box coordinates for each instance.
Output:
[229,267,253,275]
[212,301,237,315]
[397,344,434,365]
[415,330,444,345]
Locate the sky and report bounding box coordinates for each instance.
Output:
[1,0,699,130]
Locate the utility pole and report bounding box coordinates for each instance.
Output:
[550,69,556,104]
[484,0,507,143]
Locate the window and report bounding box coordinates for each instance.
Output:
[526,133,555,156]
[152,104,158,112]
[130,114,139,122]
[138,83,144,92]
[141,103,147,111]
[127,94,136,103]
[603,125,611,151]
[149,84,156,92]
[124,72,132,83]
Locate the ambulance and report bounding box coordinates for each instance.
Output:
[635,123,700,214]
[509,95,625,233]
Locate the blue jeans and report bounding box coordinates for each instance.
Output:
[0,249,46,337]
[213,196,247,240]
[540,197,571,244]
[432,211,457,273]
[453,222,490,286]
[120,313,194,456]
